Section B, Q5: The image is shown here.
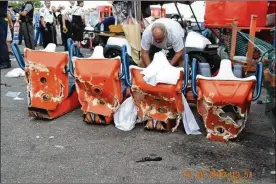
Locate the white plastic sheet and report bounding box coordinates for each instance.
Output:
[181,94,201,135]
[5,68,25,78]
[114,96,138,131]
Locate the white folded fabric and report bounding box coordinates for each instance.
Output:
[141,51,181,86]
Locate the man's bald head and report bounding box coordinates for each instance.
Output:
[151,22,167,43]
[69,1,75,6]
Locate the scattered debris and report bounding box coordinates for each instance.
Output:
[6,92,21,98]
[36,136,40,138]
[49,136,54,139]
[13,96,24,101]
[271,171,276,175]
[1,83,11,87]
[55,145,64,149]
[136,156,162,163]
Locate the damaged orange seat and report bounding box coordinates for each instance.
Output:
[130,66,184,131]
[192,59,263,142]
[11,43,81,119]
[122,45,189,132]
[72,46,128,124]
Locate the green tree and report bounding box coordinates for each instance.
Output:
[10,0,42,9]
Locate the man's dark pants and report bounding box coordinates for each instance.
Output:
[63,20,72,51]
[0,18,11,68]
[22,21,35,49]
[41,23,55,48]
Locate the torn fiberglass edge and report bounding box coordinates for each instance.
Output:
[72,52,131,125]
[129,67,185,132]
[20,48,80,119]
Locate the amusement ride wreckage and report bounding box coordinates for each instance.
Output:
[11,0,275,142]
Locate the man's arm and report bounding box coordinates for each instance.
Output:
[7,10,13,29]
[141,31,152,67]
[61,9,67,29]
[80,9,85,25]
[170,49,184,66]
[170,34,185,66]
[141,48,151,67]
[19,4,32,17]
[40,17,46,28]
[39,9,46,28]
[62,15,66,29]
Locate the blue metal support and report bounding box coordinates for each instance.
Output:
[11,43,25,70]
[121,45,131,87]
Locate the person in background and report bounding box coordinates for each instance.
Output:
[19,0,35,49]
[40,0,55,48]
[0,1,11,69]
[71,1,85,57]
[53,5,64,46]
[95,16,115,45]
[18,19,23,45]
[56,5,65,46]
[61,1,75,51]
[8,3,16,41]
[97,16,115,32]
[51,5,57,45]
[6,8,13,55]
[141,18,185,67]
[33,8,43,46]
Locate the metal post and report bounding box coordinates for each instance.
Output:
[230,21,238,60]
[188,3,201,32]
[174,2,188,37]
[246,14,258,66]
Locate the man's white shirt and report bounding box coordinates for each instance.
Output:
[71,6,85,17]
[39,6,54,24]
[61,6,74,22]
[141,18,185,52]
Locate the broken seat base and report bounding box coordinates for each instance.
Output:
[144,118,181,132]
[28,90,80,119]
[84,112,113,124]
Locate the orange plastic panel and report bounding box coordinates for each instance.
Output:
[197,80,256,142]
[74,58,122,124]
[24,49,80,119]
[205,1,268,28]
[24,49,69,110]
[28,90,80,119]
[130,68,184,131]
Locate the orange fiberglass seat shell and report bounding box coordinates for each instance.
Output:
[73,57,122,117]
[24,49,70,110]
[196,80,255,140]
[205,1,268,27]
[130,67,184,122]
[192,59,263,142]
[197,80,255,112]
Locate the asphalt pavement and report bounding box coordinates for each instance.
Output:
[1,45,275,183]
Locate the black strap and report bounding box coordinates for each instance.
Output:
[174,2,188,38]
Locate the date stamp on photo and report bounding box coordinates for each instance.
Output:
[183,170,253,179]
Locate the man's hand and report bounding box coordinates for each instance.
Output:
[170,49,184,67]
[19,11,27,17]
[141,48,151,67]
